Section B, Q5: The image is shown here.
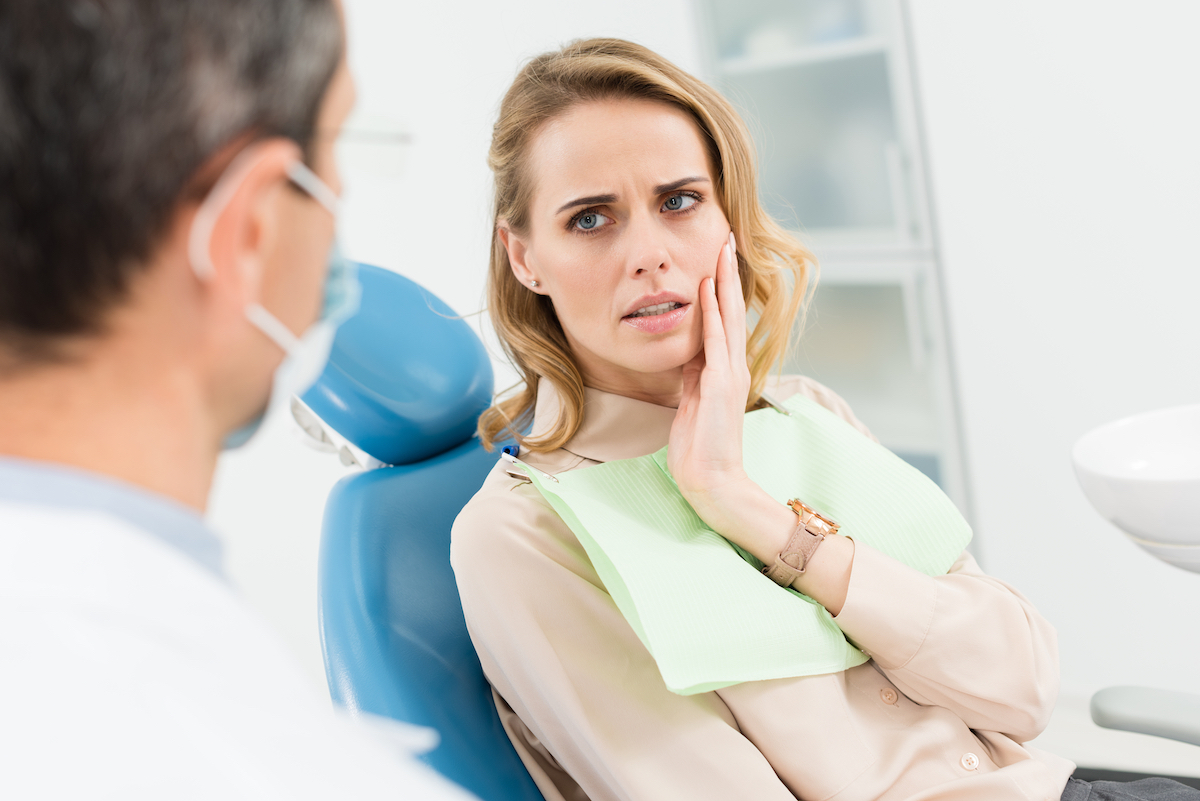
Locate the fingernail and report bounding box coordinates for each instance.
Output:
[709,277,717,295]
[729,232,737,254]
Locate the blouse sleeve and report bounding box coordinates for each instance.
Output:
[832,546,1060,743]
[451,473,798,801]
[780,375,1060,742]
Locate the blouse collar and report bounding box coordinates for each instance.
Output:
[528,378,679,464]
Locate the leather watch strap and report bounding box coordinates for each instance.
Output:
[762,500,840,588]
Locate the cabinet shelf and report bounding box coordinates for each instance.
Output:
[809,258,915,286]
[802,225,913,251]
[718,36,887,76]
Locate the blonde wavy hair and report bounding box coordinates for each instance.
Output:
[478,38,816,452]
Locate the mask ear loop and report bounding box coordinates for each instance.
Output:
[187,142,274,281]
[286,161,340,216]
[244,304,302,352]
[187,141,305,354]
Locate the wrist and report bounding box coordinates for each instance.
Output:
[685,475,796,565]
[791,534,854,616]
[752,496,856,615]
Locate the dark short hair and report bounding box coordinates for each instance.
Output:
[0,0,342,367]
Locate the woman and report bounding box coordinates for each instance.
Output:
[451,39,1194,801]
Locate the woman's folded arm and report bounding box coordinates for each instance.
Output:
[832,544,1060,742]
[766,378,1058,741]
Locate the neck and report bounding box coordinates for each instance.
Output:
[581,365,685,409]
[0,338,218,513]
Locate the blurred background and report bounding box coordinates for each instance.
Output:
[208,0,1200,777]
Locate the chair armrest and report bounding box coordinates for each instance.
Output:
[1091,686,1200,747]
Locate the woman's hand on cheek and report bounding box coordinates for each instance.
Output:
[668,234,796,565]
[668,232,748,493]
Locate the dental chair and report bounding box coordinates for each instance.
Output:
[296,263,544,801]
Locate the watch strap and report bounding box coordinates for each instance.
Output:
[762,500,840,588]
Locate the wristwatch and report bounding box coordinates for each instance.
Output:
[762,500,841,588]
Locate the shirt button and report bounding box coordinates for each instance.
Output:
[961,752,979,771]
[880,688,898,705]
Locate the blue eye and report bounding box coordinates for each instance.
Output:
[574,211,610,231]
[663,193,698,212]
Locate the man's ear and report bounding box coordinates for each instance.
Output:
[198,139,304,311]
[497,225,545,294]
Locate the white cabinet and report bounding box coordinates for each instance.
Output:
[694,0,973,525]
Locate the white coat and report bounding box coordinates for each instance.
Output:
[0,498,476,800]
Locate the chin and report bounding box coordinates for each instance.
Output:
[621,338,702,376]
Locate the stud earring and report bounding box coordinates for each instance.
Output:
[530,280,540,288]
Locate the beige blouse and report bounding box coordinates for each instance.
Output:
[451,376,1075,801]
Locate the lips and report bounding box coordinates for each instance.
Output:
[621,291,690,319]
[627,300,683,318]
[621,291,691,335]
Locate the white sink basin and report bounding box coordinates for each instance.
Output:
[1073,404,1200,573]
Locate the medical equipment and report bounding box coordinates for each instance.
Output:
[1074,405,1200,746]
[295,263,543,801]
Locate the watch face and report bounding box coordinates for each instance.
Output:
[789,499,840,532]
[812,518,839,536]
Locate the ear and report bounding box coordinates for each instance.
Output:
[497,224,545,294]
[199,139,304,312]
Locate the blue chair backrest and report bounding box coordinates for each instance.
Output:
[302,264,543,801]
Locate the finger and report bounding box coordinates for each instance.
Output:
[699,274,729,378]
[710,246,738,378]
[727,233,748,360]
[714,237,740,361]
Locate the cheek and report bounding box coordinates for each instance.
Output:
[268,209,329,320]
[676,216,730,283]
[537,243,620,323]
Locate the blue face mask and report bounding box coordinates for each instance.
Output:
[186,148,360,450]
[221,237,360,449]
[320,239,361,323]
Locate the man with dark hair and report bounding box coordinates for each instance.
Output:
[0,2,473,797]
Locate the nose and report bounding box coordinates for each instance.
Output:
[623,212,671,278]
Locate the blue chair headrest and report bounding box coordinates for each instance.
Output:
[300,263,493,466]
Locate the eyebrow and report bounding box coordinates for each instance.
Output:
[554,176,710,215]
[556,193,616,215]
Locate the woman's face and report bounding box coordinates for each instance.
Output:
[501,97,731,402]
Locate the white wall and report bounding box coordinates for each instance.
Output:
[208,0,704,690]
[908,0,1200,773]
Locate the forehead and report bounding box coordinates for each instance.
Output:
[527,98,713,210]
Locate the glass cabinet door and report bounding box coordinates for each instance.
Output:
[699,0,920,246]
[693,0,972,524]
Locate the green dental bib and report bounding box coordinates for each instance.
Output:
[517,393,972,695]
